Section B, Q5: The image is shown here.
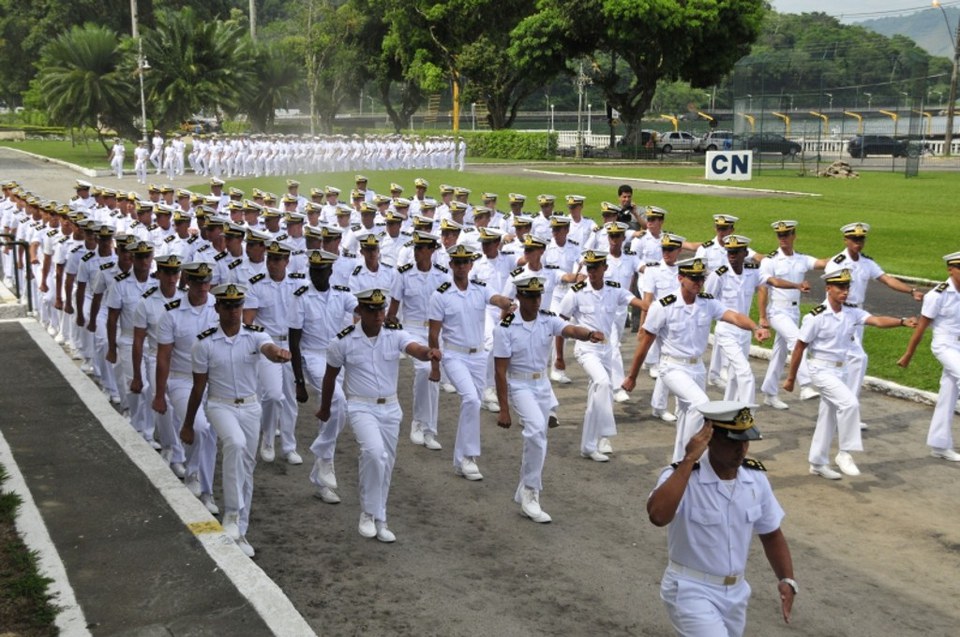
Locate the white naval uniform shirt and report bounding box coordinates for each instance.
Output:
[105,273,155,344]
[157,297,218,375]
[430,280,496,350]
[350,261,398,295]
[244,272,305,339]
[654,454,784,577]
[558,280,634,337]
[641,260,679,299]
[921,279,960,347]
[705,263,762,315]
[289,284,357,352]
[758,248,816,315]
[605,250,641,290]
[192,325,272,400]
[568,217,597,248]
[390,263,451,328]
[501,265,564,308]
[133,288,184,356]
[326,324,416,398]
[823,249,884,306]
[644,292,726,359]
[630,231,664,264]
[493,310,567,372]
[798,301,870,363]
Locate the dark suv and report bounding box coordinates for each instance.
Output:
[847,135,913,158]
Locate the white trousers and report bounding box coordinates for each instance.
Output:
[303,351,346,462]
[574,343,617,454]
[659,361,709,462]
[407,326,439,433]
[928,343,960,450]
[713,324,755,404]
[257,354,298,455]
[207,400,261,536]
[609,308,627,388]
[442,350,486,467]
[808,362,863,466]
[116,340,154,440]
[509,378,558,500]
[146,354,183,463]
[760,311,811,397]
[167,375,217,494]
[349,401,402,522]
[660,569,751,637]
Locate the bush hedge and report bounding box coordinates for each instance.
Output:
[410,129,557,160]
[0,124,66,137]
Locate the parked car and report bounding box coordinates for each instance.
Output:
[847,135,914,158]
[656,130,698,153]
[739,132,802,157]
[180,118,221,134]
[696,130,734,152]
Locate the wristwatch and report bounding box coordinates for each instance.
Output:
[780,577,799,594]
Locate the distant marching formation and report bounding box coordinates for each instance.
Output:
[118,132,466,183]
[1,174,958,558]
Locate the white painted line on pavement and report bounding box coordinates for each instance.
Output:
[0,430,91,637]
[17,319,316,637]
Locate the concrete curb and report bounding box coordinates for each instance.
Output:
[17,319,316,636]
[0,429,91,636]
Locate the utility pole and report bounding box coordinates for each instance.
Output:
[250,0,257,40]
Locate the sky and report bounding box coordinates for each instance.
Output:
[771,0,949,23]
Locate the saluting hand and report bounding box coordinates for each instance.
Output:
[683,422,713,462]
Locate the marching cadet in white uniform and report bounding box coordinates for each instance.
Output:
[471,227,513,412]
[559,249,645,461]
[648,402,796,637]
[318,288,441,542]
[703,235,764,404]
[131,254,186,478]
[351,232,398,293]
[153,262,220,512]
[823,222,923,427]
[494,273,603,522]
[757,220,826,409]
[243,240,304,465]
[602,222,640,396]
[429,244,516,480]
[109,138,125,179]
[182,283,292,558]
[899,251,960,462]
[387,231,450,449]
[784,269,916,479]
[623,258,769,462]
[289,249,358,504]
[641,233,685,421]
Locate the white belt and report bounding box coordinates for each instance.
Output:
[660,354,701,366]
[169,370,193,380]
[270,334,288,342]
[808,356,845,368]
[668,560,742,587]
[208,394,258,406]
[407,319,430,328]
[770,299,798,307]
[445,343,483,355]
[507,369,548,381]
[346,394,398,405]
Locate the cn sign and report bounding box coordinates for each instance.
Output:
[706,151,752,181]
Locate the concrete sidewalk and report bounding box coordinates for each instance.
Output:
[0,320,311,636]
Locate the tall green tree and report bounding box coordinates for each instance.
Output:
[241,40,302,132]
[34,23,137,148]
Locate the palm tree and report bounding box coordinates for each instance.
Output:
[242,41,303,132]
[36,24,137,150]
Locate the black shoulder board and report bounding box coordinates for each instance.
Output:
[544,264,560,270]
[350,224,361,231]
[214,250,228,261]
[398,263,413,273]
[697,292,715,299]
[539,309,557,316]
[228,258,243,269]
[434,263,449,273]
[249,272,265,285]
[744,262,760,269]
[702,239,714,247]
[624,248,636,255]
[659,294,677,307]
[197,326,218,340]
[288,272,306,279]
[336,324,355,339]
[742,458,766,471]
[572,281,587,292]
[593,226,602,233]
[384,320,402,330]
[437,281,451,293]
[243,323,265,332]
[670,461,700,470]
[569,238,580,246]
[605,280,621,288]
[294,285,309,296]
[276,234,288,241]
[646,261,660,267]
[767,249,778,258]
[809,304,827,316]
[352,265,362,276]
[187,235,199,244]
[164,235,176,243]
[71,245,84,253]
[861,253,873,260]
[100,261,116,270]
[716,265,729,276]
[148,223,158,231]
[471,279,487,286]
[58,235,69,243]
[510,266,524,277]
[342,251,356,259]
[142,286,158,298]
[935,282,948,293]
[500,312,515,327]
[403,240,413,247]
[333,285,351,292]
[400,230,412,236]
[47,228,58,236]
[196,245,210,253]
[164,299,181,311]
[833,254,846,264]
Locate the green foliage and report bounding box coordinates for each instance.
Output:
[412,129,557,159]
[240,41,302,132]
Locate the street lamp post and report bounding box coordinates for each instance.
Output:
[587,104,592,136]
[746,93,752,111]
[825,92,833,110]
[933,0,960,155]
[130,0,148,141]
[865,92,873,109]
[550,104,555,132]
